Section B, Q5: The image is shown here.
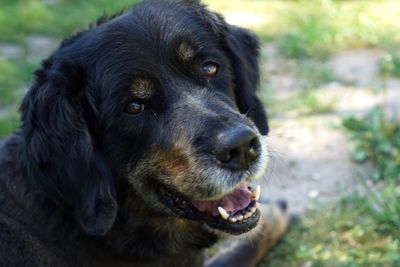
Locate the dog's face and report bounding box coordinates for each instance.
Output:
[20,0,269,237]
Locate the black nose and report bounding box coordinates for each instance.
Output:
[214,126,261,170]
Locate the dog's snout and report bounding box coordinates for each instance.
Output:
[215,126,261,170]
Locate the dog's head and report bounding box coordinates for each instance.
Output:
[20,0,269,237]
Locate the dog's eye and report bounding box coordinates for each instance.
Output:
[200,62,219,77]
[124,101,144,115]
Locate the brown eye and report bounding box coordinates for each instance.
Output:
[200,62,219,77]
[124,101,144,115]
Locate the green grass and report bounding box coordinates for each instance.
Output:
[0,0,140,43]
[294,61,337,89]
[259,87,337,117]
[378,53,400,79]
[0,58,33,138]
[205,0,400,60]
[0,57,35,107]
[0,57,21,107]
[369,183,400,235]
[260,102,400,266]
[263,192,400,267]
[272,0,400,59]
[0,111,19,138]
[292,90,337,115]
[342,107,400,182]
[263,105,400,266]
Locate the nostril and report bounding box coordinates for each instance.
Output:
[214,127,260,170]
[216,148,239,163]
[248,137,261,159]
[218,151,232,163]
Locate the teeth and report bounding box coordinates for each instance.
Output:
[229,217,237,223]
[218,207,230,220]
[221,185,262,224]
[227,205,260,223]
[252,185,261,201]
[244,212,253,219]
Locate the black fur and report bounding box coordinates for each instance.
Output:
[0,1,269,266]
[224,26,269,134]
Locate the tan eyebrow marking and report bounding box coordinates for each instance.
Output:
[177,42,196,62]
[130,78,154,99]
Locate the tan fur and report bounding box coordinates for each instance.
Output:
[177,42,196,62]
[255,204,289,262]
[130,78,155,99]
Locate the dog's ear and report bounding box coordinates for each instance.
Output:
[196,6,269,135]
[20,58,118,236]
[223,26,269,135]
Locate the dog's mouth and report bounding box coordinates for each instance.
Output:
[158,180,261,235]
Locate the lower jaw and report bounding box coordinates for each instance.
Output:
[157,183,261,235]
[205,209,261,235]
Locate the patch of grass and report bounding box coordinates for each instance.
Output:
[263,192,400,267]
[368,183,400,236]
[294,61,337,89]
[260,88,337,117]
[378,53,400,78]
[263,87,400,266]
[274,0,400,59]
[390,56,400,78]
[0,112,19,138]
[0,57,34,108]
[206,0,400,60]
[0,0,140,43]
[0,57,19,106]
[257,58,337,117]
[342,107,400,182]
[292,90,336,115]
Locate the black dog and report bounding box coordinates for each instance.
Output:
[0,1,288,266]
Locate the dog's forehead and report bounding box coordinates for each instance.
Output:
[94,2,222,90]
[121,3,216,55]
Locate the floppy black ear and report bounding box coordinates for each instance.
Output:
[20,59,117,236]
[223,26,269,135]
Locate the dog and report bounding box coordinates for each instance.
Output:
[0,0,288,266]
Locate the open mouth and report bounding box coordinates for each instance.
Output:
[158,181,261,235]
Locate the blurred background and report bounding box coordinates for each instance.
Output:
[0,0,399,266]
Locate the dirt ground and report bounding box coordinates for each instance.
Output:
[260,45,400,214]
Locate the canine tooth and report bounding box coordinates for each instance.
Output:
[244,212,252,219]
[252,185,261,201]
[250,207,257,213]
[236,215,244,221]
[218,207,230,220]
[229,217,237,223]
[256,202,260,209]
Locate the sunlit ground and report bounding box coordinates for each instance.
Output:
[204,1,400,266]
[0,0,399,266]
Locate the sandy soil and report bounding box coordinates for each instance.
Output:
[260,46,400,214]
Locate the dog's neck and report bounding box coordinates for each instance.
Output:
[103,190,219,261]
